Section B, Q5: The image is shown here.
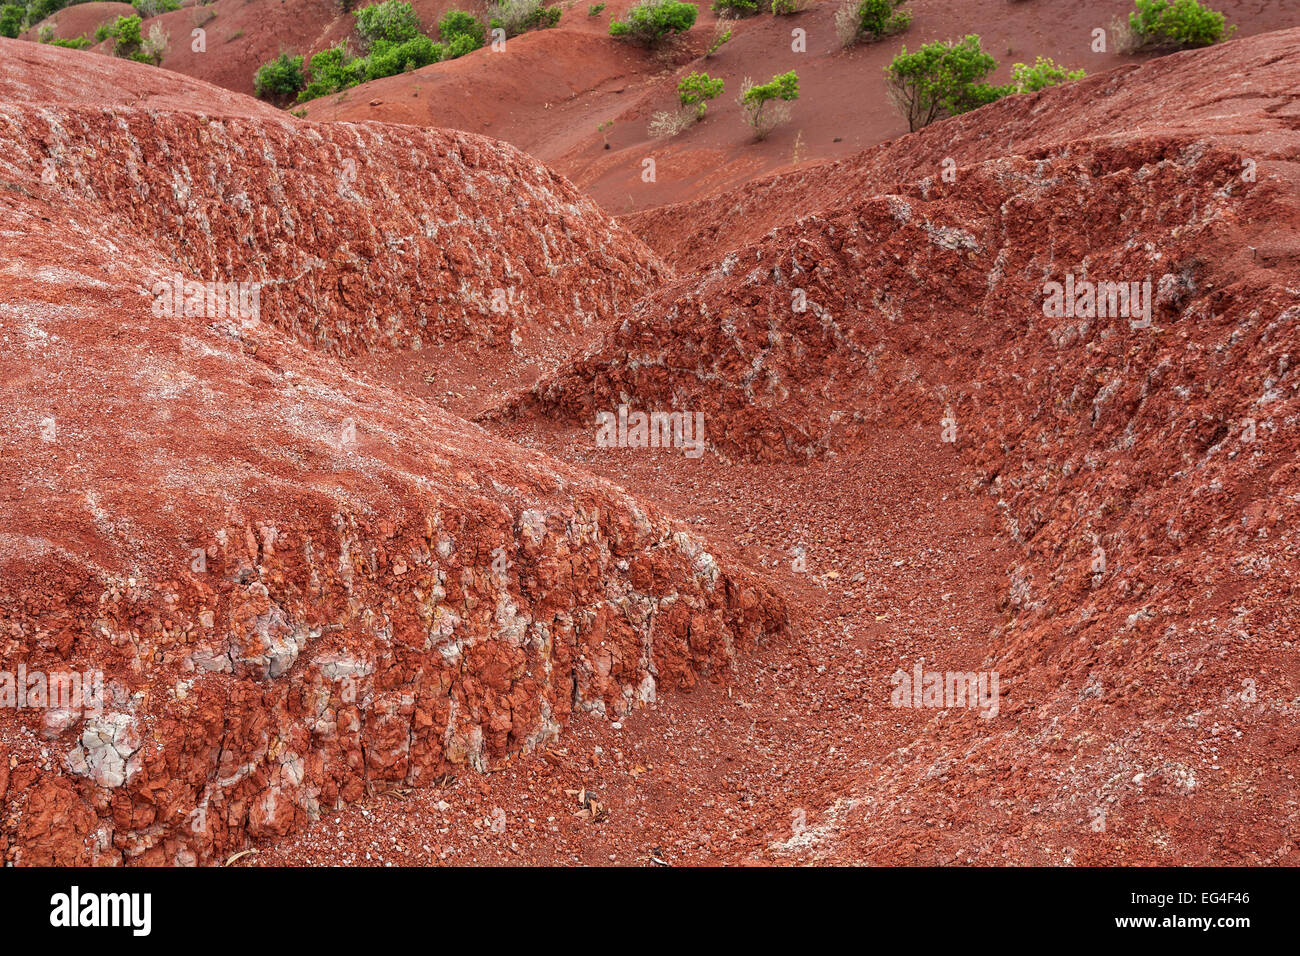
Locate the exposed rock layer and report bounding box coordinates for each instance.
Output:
[0,45,779,865]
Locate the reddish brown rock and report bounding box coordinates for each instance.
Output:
[496,28,1300,863]
[0,44,780,865]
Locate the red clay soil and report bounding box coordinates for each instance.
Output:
[299,0,1300,213]
[0,34,286,116]
[626,16,1300,267]
[19,2,135,43]
[484,27,1300,862]
[2,14,1299,868]
[18,0,1300,210]
[24,0,525,98]
[0,40,782,864]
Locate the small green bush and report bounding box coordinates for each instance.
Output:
[837,0,909,48]
[771,0,801,14]
[743,70,798,106]
[490,0,560,38]
[587,1,604,14]
[609,0,696,46]
[44,31,92,48]
[107,14,144,57]
[859,0,910,38]
[254,51,306,98]
[885,35,1009,131]
[444,30,479,56]
[678,70,724,118]
[706,24,731,56]
[1126,0,1234,50]
[132,0,181,16]
[0,5,22,39]
[740,70,798,140]
[297,43,366,100]
[1009,56,1085,93]
[364,33,441,77]
[711,0,758,17]
[438,9,484,47]
[355,0,421,46]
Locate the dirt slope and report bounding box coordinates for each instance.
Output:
[19,0,1300,214]
[300,0,1300,213]
[18,2,134,42]
[0,41,782,865]
[626,20,1300,267]
[0,33,286,117]
[3,16,1299,870]
[484,26,1300,862]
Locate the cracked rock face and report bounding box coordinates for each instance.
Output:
[0,49,783,866]
[67,714,141,790]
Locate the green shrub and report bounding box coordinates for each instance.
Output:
[0,4,25,37]
[609,0,696,46]
[438,9,484,47]
[771,0,802,14]
[40,24,91,47]
[297,43,366,100]
[739,70,798,140]
[364,33,441,77]
[859,0,910,38]
[291,4,483,103]
[1125,0,1233,50]
[254,51,306,98]
[132,0,181,16]
[355,0,420,47]
[444,30,478,56]
[28,0,65,23]
[109,14,142,55]
[884,35,1009,131]
[706,24,730,56]
[587,1,604,14]
[678,70,724,118]
[490,0,560,38]
[94,21,111,42]
[711,0,757,17]
[836,0,909,48]
[1009,55,1084,93]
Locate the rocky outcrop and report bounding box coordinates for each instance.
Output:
[0,40,667,363]
[0,44,779,865]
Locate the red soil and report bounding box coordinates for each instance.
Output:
[2,7,1299,868]
[482,26,1300,863]
[19,2,135,43]
[0,33,284,116]
[300,0,1300,213]
[0,40,778,864]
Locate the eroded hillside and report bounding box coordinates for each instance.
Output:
[0,40,782,865]
[1,14,1298,869]
[487,27,1300,862]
